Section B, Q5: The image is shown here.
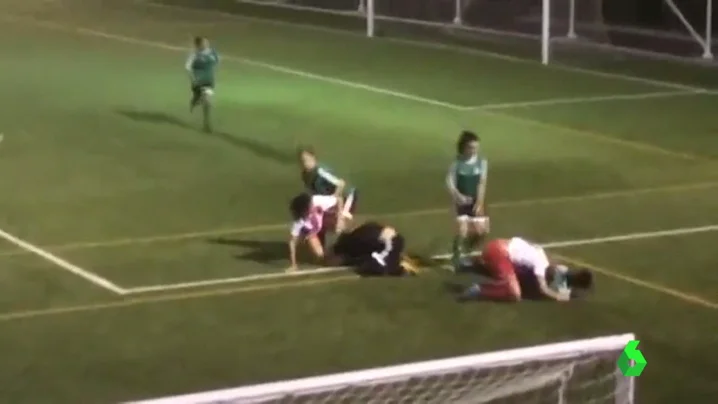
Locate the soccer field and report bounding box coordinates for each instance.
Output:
[1,0,717,402]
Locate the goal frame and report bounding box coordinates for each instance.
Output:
[127,333,636,404]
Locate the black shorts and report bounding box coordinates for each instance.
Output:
[332,222,405,276]
[191,82,214,97]
[455,197,477,217]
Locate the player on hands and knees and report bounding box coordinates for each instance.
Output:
[298,146,357,231]
[458,237,593,302]
[186,36,219,133]
[287,192,344,272]
[327,221,420,276]
[447,131,489,270]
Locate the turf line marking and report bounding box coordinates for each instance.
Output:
[119,225,718,297]
[0,16,461,111]
[124,266,354,294]
[0,180,716,256]
[553,253,718,310]
[4,14,710,162]
[465,90,709,110]
[475,108,710,162]
[142,1,705,92]
[0,275,355,323]
[432,224,718,261]
[0,228,126,295]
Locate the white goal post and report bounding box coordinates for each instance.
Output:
[234,0,715,65]
[127,333,636,404]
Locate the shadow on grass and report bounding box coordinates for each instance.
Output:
[116,108,294,165]
[208,237,316,265]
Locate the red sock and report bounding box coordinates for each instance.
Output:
[480,283,516,301]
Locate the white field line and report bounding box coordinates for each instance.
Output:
[125,224,718,294]
[0,228,126,294]
[0,15,462,111]
[124,265,352,294]
[142,0,707,92]
[465,90,711,110]
[432,224,718,260]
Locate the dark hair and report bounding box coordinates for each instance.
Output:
[289,193,312,220]
[566,268,594,290]
[297,145,316,158]
[193,36,206,47]
[456,131,479,155]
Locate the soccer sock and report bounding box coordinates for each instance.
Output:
[478,283,515,301]
[452,236,465,267]
[202,98,212,131]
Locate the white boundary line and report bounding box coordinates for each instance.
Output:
[432,224,718,260]
[6,15,709,116]
[465,90,711,110]
[124,265,351,294]
[123,224,718,294]
[0,15,462,111]
[142,0,706,92]
[0,228,126,294]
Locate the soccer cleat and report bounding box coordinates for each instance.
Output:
[400,257,420,275]
[458,283,481,302]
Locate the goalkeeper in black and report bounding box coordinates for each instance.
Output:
[186,36,219,132]
[328,222,419,276]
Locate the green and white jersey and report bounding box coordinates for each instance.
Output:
[185,48,219,87]
[303,164,346,196]
[446,155,487,199]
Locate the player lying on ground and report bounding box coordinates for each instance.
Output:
[298,146,357,227]
[458,237,593,302]
[287,192,344,272]
[185,36,219,133]
[326,221,420,276]
[446,131,489,269]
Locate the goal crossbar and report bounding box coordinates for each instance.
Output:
[127,333,635,404]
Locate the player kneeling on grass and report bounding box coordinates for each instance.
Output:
[446,131,489,269]
[458,237,593,302]
[326,222,420,277]
[298,146,357,230]
[287,192,344,272]
[186,36,219,133]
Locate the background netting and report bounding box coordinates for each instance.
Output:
[153,0,716,77]
[130,347,633,404]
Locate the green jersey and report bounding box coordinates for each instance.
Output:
[303,164,347,196]
[447,156,487,199]
[186,48,219,87]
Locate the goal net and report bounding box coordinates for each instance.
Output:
[156,0,714,67]
[127,333,636,404]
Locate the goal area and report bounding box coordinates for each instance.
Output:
[174,0,716,67]
[127,333,636,404]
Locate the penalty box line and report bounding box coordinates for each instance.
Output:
[3,14,710,163]
[0,227,126,295]
[123,224,718,296]
[462,90,712,111]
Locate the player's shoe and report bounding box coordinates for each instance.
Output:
[400,256,420,276]
[458,283,481,302]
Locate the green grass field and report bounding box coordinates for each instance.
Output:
[1,1,717,403]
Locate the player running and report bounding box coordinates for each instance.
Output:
[185,36,219,133]
[327,221,420,277]
[446,131,489,269]
[298,147,357,226]
[458,237,593,302]
[287,192,344,272]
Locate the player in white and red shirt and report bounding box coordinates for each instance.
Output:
[459,237,593,302]
[287,192,343,272]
